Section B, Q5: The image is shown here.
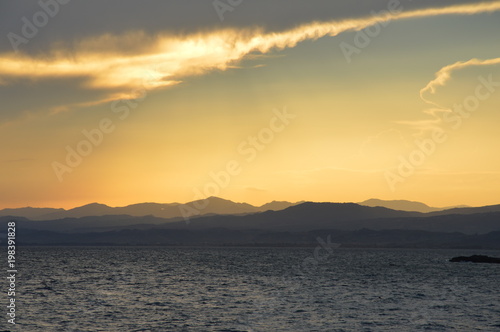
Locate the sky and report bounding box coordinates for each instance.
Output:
[1,0,499,209]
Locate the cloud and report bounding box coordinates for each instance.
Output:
[1,0,485,53]
[392,56,500,135]
[1,0,500,118]
[420,57,500,107]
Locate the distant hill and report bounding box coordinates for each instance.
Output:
[2,201,500,247]
[0,207,64,220]
[1,198,487,221]
[42,203,115,219]
[359,199,440,213]
[3,198,484,220]
[428,204,500,216]
[259,200,302,212]
[161,202,500,235]
[0,214,173,233]
[0,197,301,220]
[168,202,422,231]
[5,202,422,232]
[358,199,469,213]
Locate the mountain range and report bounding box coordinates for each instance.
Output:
[0,197,472,220]
[0,197,300,220]
[358,198,468,213]
[1,198,499,248]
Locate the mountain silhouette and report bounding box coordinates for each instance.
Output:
[359,199,439,213]
[2,200,500,247]
[358,198,469,213]
[0,207,64,219]
[160,202,500,234]
[0,197,301,220]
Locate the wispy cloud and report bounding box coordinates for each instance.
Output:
[1,1,500,115]
[393,56,500,134]
[420,57,500,107]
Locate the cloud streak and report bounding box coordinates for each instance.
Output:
[1,1,500,115]
[420,57,500,107]
[395,56,500,133]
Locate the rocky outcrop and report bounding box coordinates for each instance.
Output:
[450,255,500,264]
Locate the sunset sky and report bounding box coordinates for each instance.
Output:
[1,0,499,209]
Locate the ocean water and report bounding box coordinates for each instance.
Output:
[11,246,500,331]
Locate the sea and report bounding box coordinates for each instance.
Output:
[9,246,500,331]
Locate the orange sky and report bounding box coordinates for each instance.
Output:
[1,1,500,209]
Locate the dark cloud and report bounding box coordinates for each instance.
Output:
[0,0,495,124]
[0,0,483,54]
